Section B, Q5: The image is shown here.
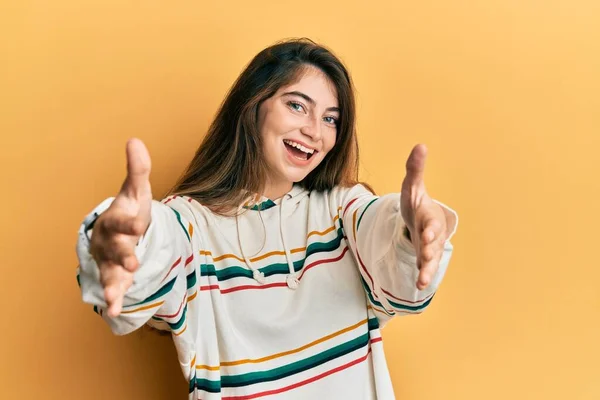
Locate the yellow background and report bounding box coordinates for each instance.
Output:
[1,1,599,399]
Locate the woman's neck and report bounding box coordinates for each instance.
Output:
[262,180,293,201]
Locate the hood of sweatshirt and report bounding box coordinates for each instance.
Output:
[236,184,310,289]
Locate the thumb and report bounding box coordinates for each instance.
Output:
[403,144,427,190]
[121,138,152,199]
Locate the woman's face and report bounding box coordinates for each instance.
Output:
[258,67,339,198]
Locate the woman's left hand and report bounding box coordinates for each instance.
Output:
[400,144,456,290]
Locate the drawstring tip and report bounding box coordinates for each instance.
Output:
[286,273,300,290]
[253,270,266,284]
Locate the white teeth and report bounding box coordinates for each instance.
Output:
[283,139,315,154]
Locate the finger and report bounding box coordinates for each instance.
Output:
[121,138,152,199]
[106,274,134,318]
[121,254,140,273]
[107,295,123,318]
[420,217,442,244]
[102,236,139,271]
[100,262,125,293]
[115,271,134,316]
[403,144,428,190]
[102,266,133,317]
[102,209,147,237]
[101,263,133,297]
[417,238,445,289]
[417,259,436,290]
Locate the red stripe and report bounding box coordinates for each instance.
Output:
[185,253,195,266]
[222,347,373,400]
[161,257,182,282]
[201,283,290,293]
[155,293,186,318]
[222,282,288,294]
[163,196,175,204]
[381,288,433,304]
[370,337,383,344]
[298,246,349,279]
[355,250,378,299]
[199,247,349,294]
[341,198,378,301]
[342,197,359,218]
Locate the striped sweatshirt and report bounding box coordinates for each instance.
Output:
[76,184,458,399]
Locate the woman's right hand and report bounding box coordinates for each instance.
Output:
[89,138,153,317]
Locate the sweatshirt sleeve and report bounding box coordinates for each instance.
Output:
[76,196,202,336]
[331,184,458,326]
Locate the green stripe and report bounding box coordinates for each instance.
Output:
[200,227,344,282]
[153,304,187,330]
[243,199,277,211]
[189,377,221,393]
[169,207,191,242]
[222,332,369,387]
[128,276,177,307]
[368,317,379,331]
[360,278,394,317]
[170,304,187,330]
[387,294,435,311]
[361,277,433,313]
[356,198,378,231]
[188,318,370,392]
[186,270,197,289]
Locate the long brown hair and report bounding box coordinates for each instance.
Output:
[169,38,365,214]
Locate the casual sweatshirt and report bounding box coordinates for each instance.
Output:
[76,184,458,399]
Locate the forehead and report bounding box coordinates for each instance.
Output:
[278,67,339,108]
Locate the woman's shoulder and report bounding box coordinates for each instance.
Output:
[157,194,217,225]
[321,182,374,198]
[307,183,376,210]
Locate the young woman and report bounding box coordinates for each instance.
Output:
[76,38,458,399]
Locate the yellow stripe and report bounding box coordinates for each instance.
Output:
[352,209,357,241]
[174,324,188,336]
[370,304,391,316]
[307,224,336,238]
[196,318,368,370]
[199,221,340,263]
[187,291,198,302]
[120,301,164,314]
[196,363,221,371]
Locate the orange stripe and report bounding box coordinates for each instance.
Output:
[188,222,194,238]
[370,304,391,316]
[201,221,340,263]
[352,209,357,240]
[190,355,196,368]
[187,291,198,302]
[213,253,245,262]
[196,363,221,371]
[196,318,368,370]
[120,301,164,314]
[290,247,305,254]
[222,347,373,400]
[307,224,336,238]
[174,324,188,336]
